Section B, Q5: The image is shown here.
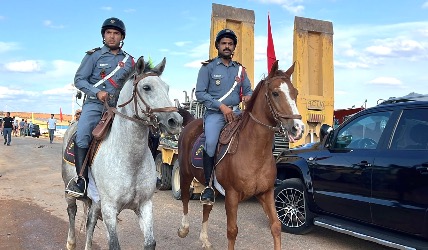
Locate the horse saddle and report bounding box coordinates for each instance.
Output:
[63,132,103,167]
[191,116,243,168]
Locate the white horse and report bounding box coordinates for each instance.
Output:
[61,56,182,250]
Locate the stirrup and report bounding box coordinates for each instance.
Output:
[65,176,87,198]
[200,186,215,205]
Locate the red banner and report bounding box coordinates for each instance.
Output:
[60,108,63,122]
[267,13,277,72]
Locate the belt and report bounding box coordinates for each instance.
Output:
[87,94,114,100]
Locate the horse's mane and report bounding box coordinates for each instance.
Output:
[119,61,156,86]
[241,69,288,126]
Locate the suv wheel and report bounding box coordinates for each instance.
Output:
[274,178,314,234]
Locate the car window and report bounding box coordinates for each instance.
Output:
[390,108,428,150]
[333,111,392,149]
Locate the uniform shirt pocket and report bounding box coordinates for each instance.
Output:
[211,73,224,88]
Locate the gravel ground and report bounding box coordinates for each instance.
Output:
[0,136,391,250]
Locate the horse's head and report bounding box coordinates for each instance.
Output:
[117,56,182,135]
[247,60,304,142]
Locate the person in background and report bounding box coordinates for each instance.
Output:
[47,114,57,143]
[195,28,253,204]
[2,112,14,146]
[65,17,135,198]
[13,118,18,137]
[28,121,34,137]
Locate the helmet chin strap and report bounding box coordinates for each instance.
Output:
[102,39,124,50]
[218,51,233,60]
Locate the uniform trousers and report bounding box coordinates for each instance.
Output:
[76,102,104,148]
[203,109,241,157]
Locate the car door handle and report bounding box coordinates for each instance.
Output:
[356,161,371,168]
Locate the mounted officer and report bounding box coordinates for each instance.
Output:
[65,17,135,198]
[195,28,253,204]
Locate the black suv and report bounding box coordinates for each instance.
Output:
[274,93,428,249]
[31,124,41,138]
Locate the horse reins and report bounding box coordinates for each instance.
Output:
[248,76,302,136]
[114,72,177,131]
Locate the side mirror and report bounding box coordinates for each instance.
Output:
[320,124,333,141]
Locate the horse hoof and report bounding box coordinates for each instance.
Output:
[66,242,76,250]
[177,226,189,238]
[202,243,213,250]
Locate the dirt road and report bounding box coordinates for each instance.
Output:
[0,136,390,249]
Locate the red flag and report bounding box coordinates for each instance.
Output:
[60,108,63,122]
[267,13,277,72]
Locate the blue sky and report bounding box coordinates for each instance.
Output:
[1,0,428,115]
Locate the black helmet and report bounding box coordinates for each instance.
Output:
[215,29,237,45]
[101,17,126,39]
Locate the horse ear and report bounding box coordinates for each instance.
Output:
[152,57,166,76]
[136,56,145,75]
[285,61,296,76]
[268,60,279,79]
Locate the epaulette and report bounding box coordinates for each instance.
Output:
[234,60,242,66]
[201,58,214,66]
[85,47,101,55]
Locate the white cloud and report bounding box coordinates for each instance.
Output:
[366,38,425,57]
[184,60,204,68]
[175,41,191,47]
[0,42,19,53]
[46,60,80,78]
[124,9,136,13]
[43,83,75,95]
[282,3,304,14]
[365,45,392,56]
[101,6,112,11]
[4,60,42,72]
[422,1,428,8]
[188,41,209,58]
[334,60,369,69]
[251,0,304,14]
[368,77,402,85]
[43,20,65,29]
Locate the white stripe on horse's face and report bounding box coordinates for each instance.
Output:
[279,81,300,115]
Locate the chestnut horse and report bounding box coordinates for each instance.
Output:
[177,60,305,249]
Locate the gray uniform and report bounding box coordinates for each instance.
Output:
[195,57,253,157]
[74,45,134,148]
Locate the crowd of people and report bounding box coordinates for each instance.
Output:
[0,115,34,138]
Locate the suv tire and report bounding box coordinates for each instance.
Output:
[274,178,314,234]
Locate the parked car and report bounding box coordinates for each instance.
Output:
[31,124,40,138]
[274,94,428,249]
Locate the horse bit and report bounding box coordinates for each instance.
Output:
[248,76,302,137]
[113,72,177,132]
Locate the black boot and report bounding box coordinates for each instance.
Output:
[65,144,89,198]
[200,150,215,205]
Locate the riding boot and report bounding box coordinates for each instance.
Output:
[201,149,215,204]
[65,144,89,198]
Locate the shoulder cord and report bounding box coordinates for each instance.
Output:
[93,54,129,88]
[218,66,242,102]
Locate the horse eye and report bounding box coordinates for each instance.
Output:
[272,91,279,97]
[143,85,151,91]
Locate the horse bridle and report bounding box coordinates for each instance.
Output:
[113,72,178,131]
[248,76,302,136]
